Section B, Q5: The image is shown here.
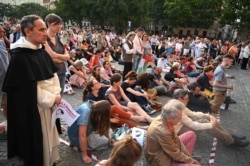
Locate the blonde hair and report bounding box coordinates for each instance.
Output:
[106,136,142,166]
[74,60,83,67]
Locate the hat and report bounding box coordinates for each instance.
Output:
[126,31,136,39]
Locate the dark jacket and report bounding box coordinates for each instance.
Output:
[3,47,58,166]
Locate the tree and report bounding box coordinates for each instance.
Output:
[15,3,49,20]
[54,0,88,28]
[0,3,17,21]
[221,0,250,31]
[164,0,223,30]
[54,0,150,33]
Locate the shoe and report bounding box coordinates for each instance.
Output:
[143,105,156,115]
[229,98,236,104]
[224,96,230,110]
[147,109,156,115]
[192,156,201,162]
[231,139,250,148]
[0,131,7,140]
[232,134,246,140]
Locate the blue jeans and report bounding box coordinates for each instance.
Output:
[127,87,148,106]
[58,73,66,95]
[186,71,200,77]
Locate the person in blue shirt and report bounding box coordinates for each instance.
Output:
[67,100,111,164]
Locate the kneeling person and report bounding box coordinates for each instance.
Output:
[67,100,112,164]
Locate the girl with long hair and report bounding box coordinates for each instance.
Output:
[67,100,111,164]
[96,136,142,166]
[82,80,145,128]
[105,74,154,123]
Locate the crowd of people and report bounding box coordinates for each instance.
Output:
[0,12,250,166]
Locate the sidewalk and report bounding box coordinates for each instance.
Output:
[1,64,250,166]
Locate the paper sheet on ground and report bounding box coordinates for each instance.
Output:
[52,99,79,129]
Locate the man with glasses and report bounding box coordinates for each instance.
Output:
[173,89,249,148]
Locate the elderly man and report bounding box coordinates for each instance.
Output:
[173,89,249,148]
[144,99,200,166]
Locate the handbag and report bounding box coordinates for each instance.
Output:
[147,89,157,100]
[143,54,153,63]
[112,124,131,141]
[149,100,162,112]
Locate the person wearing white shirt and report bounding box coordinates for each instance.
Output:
[157,54,171,73]
[175,40,183,56]
[132,28,144,71]
[122,32,136,79]
[241,42,250,69]
[196,38,207,58]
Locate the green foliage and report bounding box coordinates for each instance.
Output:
[54,0,87,26]
[221,0,250,29]
[15,3,50,20]
[0,3,17,19]
[54,0,150,32]
[164,0,223,29]
[149,0,167,24]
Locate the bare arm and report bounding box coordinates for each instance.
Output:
[161,77,171,87]
[108,93,129,111]
[125,87,147,98]
[154,79,163,86]
[44,42,70,63]
[190,64,197,71]
[119,87,131,102]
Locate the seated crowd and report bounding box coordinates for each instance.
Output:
[2,23,249,166]
[53,29,250,166]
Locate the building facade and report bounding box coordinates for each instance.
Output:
[1,0,55,9]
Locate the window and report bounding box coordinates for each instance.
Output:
[203,31,207,37]
[194,30,199,36]
[179,29,183,35]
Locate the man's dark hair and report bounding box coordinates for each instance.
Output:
[187,82,200,91]
[223,54,235,60]
[170,65,179,73]
[173,89,189,99]
[20,15,41,37]
[136,27,144,32]
[110,73,122,85]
